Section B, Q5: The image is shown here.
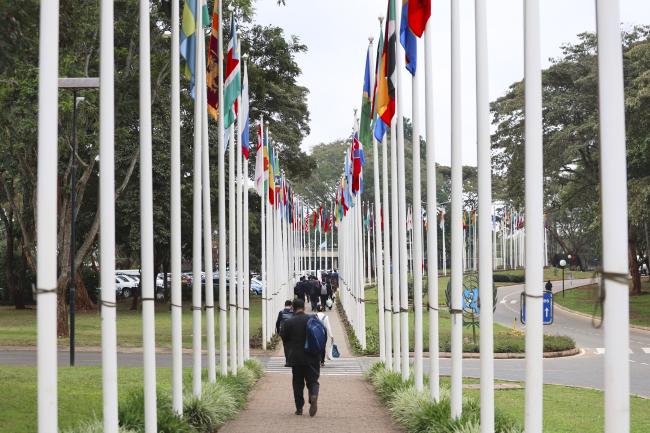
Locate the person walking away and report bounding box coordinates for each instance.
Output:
[316,305,334,367]
[545,280,552,292]
[319,279,333,310]
[276,300,294,367]
[293,276,307,303]
[281,298,324,416]
[308,275,321,311]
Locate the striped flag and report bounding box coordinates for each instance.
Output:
[373,24,388,142]
[223,15,241,129]
[240,62,250,159]
[359,47,373,148]
[180,0,210,98]
[206,0,220,119]
[400,0,417,75]
[408,0,431,38]
[254,122,264,195]
[376,0,396,127]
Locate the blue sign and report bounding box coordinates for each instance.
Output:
[463,288,480,314]
[520,291,554,325]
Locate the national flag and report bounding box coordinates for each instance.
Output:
[267,144,275,206]
[400,0,417,75]
[439,208,445,230]
[180,0,210,98]
[223,16,241,129]
[240,62,250,159]
[373,24,388,142]
[359,47,373,148]
[351,125,365,194]
[312,209,319,229]
[376,0,397,127]
[406,206,413,230]
[206,0,220,118]
[254,122,264,195]
[408,0,431,38]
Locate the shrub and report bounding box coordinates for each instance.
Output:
[543,334,575,352]
[62,418,138,433]
[244,358,265,380]
[118,388,195,433]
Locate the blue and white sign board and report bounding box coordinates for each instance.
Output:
[463,288,480,314]
[520,290,554,325]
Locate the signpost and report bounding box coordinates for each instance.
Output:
[521,290,554,325]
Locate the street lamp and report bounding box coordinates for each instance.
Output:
[556,256,560,296]
[58,77,99,367]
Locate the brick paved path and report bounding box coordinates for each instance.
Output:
[219,304,402,433]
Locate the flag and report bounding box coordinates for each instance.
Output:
[240,62,250,159]
[254,123,264,195]
[267,144,275,206]
[180,0,210,98]
[312,209,319,229]
[351,121,365,194]
[206,0,220,118]
[376,0,396,126]
[400,0,417,75]
[439,208,445,230]
[408,0,431,38]
[223,16,241,129]
[359,47,373,148]
[406,206,413,230]
[373,23,388,142]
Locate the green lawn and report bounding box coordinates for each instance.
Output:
[0,297,263,348]
[555,279,650,328]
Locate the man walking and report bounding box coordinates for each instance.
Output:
[281,298,321,416]
[276,300,294,367]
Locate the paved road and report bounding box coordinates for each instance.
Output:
[2,277,649,397]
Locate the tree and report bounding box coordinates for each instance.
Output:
[490,27,650,293]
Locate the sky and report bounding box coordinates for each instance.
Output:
[253,0,650,165]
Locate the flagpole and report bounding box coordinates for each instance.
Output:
[244,151,250,360]
[390,115,401,374]
[596,0,630,430]
[260,118,267,350]
[191,0,204,398]
[229,123,238,374]
[476,0,495,429]
[450,0,463,419]
[140,0,158,428]
[411,25,424,391]
[169,0,183,412]
[236,41,244,368]
[423,13,439,401]
[382,127,393,370]
[37,0,59,430]
[98,0,119,429]
[202,18,216,382]
[218,0,228,377]
[395,0,410,381]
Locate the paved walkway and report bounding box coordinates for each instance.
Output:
[220,304,402,433]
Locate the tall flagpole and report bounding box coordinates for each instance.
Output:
[170,0,183,412]
[218,0,228,376]
[100,0,119,429]
[596,0,630,431]
[260,118,267,350]
[191,0,204,397]
[411,26,424,391]
[229,124,238,374]
[390,116,401,374]
[395,0,409,381]
[140,0,158,428]
[202,15,216,384]
[423,12,439,401]
[236,42,245,367]
[476,0,495,430]
[243,62,251,361]
[524,0,544,431]
[37,0,59,430]
[450,0,463,419]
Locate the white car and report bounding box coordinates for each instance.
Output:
[115,274,138,298]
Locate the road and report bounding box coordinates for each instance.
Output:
[1,277,649,397]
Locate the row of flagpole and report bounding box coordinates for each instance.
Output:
[333,0,632,432]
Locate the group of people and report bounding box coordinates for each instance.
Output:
[273,274,338,417]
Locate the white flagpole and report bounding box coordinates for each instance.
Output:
[260,119,267,350]
[476,0,494,429]
[390,116,401,374]
[37,1,59,431]
[424,15,440,401]
[170,0,183,412]
[100,0,119,429]
[191,1,204,397]
[217,0,228,377]
[395,3,410,380]
[229,124,238,374]
[595,0,630,431]
[524,0,544,431]
[202,18,216,384]
[382,130,393,369]
[244,154,250,360]
[411,33,424,391]
[140,0,158,428]
[236,46,244,367]
[450,0,463,419]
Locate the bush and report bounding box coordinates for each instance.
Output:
[118,388,195,433]
[543,334,575,352]
[62,418,138,433]
[244,358,265,380]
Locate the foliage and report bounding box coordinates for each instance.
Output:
[118,388,195,433]
[61,418,138,433]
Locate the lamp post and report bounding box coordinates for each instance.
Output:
[58,77,99,367]
[559,258,567,298]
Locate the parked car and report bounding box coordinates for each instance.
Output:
[250,277,263,295]
[115,274,138,298]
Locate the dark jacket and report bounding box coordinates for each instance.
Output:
[276,307,294,334]
[294,281,310,300]
[280,311,320,366]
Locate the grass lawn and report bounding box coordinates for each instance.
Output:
[0,297,263,348]
[555,279,650,328]
[455,376,650,433]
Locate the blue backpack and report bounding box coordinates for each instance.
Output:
[304,315,327,355]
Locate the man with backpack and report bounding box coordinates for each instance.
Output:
[281,298,327,417]
[276,300,294,366]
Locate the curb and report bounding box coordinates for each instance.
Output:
[554,297,650,334]
[432,347,581,359]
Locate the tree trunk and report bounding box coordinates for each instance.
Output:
[57,278,69,338]
[74,268,96,311]
[1,206,24,309]
[629,227,642,296]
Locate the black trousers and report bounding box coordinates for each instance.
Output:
[291,363,320,410]
[319,294,329,309]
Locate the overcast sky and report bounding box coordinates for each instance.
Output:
[253,0,650,165]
